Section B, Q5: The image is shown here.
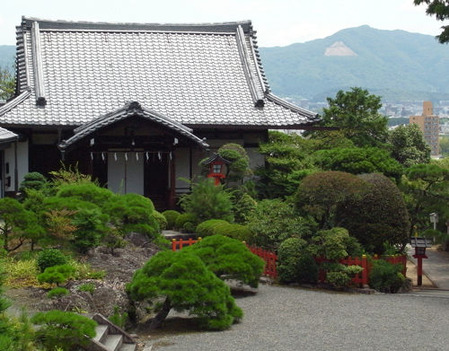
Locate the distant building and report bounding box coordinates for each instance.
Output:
[409,101,440,156]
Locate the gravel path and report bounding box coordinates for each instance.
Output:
[145,284,449,351]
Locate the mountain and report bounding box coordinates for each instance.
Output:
[0,45,15,70]
[259,25,449,103]
[1,26,449,103]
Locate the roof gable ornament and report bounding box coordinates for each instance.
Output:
[31,21,47,106]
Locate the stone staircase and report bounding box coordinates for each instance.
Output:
[86,313,137,351]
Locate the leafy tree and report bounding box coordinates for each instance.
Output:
[389,124,431,166]
[295,171,368,229]
[0,198,43,252]
[0,65,15,101]
[414,0,449,43]
[256,131,318,198]
[400,163,449,237]
[31,310,97,351]
[277,237,318,284]
[313,146,403,181]
[247,199,316,251]
[179,178,234,222]
[183,235,265,288]
[217,143,251,185]
[319,87,389,147]
[127,250,243,330]
[104,193,159,238]
[337,173,410,254]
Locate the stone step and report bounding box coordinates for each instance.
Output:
[103,334,123,351]
[119,343,137,351]
[94,324,109,343]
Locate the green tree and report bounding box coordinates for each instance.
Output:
[256,131,318,198]
[295,171,368,229]
[308,227,363,288]
[337,173,410,254]
[179,178,234,222]
[313,146,404,181]
[183,235,265,288]
[414,0,449,43]
[127,250,243,330]
[217,143,251,185]
[389,124,431,166]
[247,199,316,251]
[0,65,15,101]
[400,163,449,238]
[320,87,389,147]
[0,198,43,252]
[31,310,97,351]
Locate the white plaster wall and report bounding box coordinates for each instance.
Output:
[4,140,28,192]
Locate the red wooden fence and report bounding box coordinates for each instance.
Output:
[170,238,407,286]
[316,255,407,287]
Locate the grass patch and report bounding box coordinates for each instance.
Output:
[2,258,40,288]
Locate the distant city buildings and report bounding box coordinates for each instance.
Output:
[409,101,440,156]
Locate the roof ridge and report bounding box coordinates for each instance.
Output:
[0,90,31,116]
[21,16,253,34]
[266,93,320,119]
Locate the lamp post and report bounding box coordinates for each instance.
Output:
[430,212,438,230]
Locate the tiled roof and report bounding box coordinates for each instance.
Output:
[0,127,18,143]
[0,17,320,129]
[59,101,209,150]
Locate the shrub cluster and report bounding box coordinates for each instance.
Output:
[369,259,406,293]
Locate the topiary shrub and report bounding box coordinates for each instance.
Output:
[183,235,265,288]
[19,172,48,193]
[152,211,168,231]
[31,310,97,350]
[175,212,198,232]
[277,237,318,284]
[162,210,181,229]
[196,219,229,237]
[37,264,76,287]
[336,173,410,254]
[369,259,406,293]
[127,250,243,330]
[47,287,69,299]
[37,249,69,273]
[105,193,159,239]
[213,223,251,242]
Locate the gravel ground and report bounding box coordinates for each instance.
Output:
[143,284,449,351]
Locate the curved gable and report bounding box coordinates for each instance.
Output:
[58,101,209,151]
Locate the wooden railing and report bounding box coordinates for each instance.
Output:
[170,238,407,285]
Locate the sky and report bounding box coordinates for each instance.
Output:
[0,0,445,47]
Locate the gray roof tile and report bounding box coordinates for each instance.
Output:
[0,17,320,129]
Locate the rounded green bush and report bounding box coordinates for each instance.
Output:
[47,287,69,299]
[175,213,198,232]
[214,223,251,242]
[152,211,168,231]
[196,219,229,237]
[37,249,69,273]
[369,259,406,293]
[277,237,318,284]
[162,210,181,229]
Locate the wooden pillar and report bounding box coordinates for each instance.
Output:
[169,150,176,209]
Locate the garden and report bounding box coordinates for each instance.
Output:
[1,88,449,350]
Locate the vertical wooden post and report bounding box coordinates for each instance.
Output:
[417,256,423,286]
